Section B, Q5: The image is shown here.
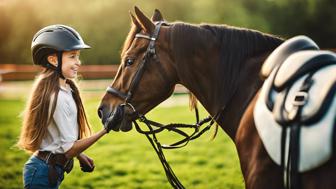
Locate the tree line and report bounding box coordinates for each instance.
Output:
[0,0,335,65]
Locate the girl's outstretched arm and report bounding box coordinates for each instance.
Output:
[65,129,107,158]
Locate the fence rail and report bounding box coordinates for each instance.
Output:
[0,64,189,94]
[0,64,119,81]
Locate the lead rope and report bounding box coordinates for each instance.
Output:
[133,107,218,189]
[134,120,185,188]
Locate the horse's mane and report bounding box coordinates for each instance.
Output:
[170,22,283,109]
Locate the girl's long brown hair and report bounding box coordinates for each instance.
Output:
[17,68,91,153]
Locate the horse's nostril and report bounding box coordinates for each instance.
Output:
[98,108,103,119]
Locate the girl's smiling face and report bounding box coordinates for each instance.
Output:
[61,50,81,79]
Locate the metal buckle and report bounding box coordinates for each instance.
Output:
[121,103,136,113]
[139,115,146,122]
[293,91,308,106]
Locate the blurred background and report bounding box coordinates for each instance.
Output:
[0,0,335,66]
[1,0,335,188]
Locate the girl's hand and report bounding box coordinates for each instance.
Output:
[77,153,95,172]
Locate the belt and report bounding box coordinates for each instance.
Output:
[35,151,74,186]
[35,151,73,172]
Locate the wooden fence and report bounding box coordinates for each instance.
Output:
[0,64,119,81]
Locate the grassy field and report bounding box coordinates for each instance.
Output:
[0,95,244,189]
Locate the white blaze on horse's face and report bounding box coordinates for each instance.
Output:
[98,7,177,131]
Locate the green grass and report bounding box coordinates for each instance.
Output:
[0,98,244,189]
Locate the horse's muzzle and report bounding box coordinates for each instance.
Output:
[105,105,124,132]
[98,105,133,132]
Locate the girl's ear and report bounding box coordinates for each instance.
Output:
[47,54,58,66]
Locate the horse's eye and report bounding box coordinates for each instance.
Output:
[125,58,134,67]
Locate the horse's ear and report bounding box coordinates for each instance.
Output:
[151,9,164,22]
[129,11,141,29]
[134,6,155,34]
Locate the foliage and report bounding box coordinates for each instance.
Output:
[243,0,336,48]
[0,0,334,65]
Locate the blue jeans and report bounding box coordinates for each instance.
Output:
[23,156,65,189]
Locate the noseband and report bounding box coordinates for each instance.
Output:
[105,22,216,189]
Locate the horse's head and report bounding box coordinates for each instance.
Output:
[98,7,177,132]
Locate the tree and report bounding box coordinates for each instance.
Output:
[0,6,12,62]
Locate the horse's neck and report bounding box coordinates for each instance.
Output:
[181,53,269,139]
[215,53,269,139]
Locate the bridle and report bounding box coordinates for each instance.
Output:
[106,22,163,105]
[105,21,217,189]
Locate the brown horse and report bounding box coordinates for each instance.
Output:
[98,7,336,189]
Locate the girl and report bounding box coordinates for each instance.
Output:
[17,25,108,189]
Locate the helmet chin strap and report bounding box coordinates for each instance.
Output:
[56,51,66,80]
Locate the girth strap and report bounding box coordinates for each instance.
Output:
[282,74,314,189]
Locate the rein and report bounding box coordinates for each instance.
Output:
[105,22,219,188]
[133,110,216,189]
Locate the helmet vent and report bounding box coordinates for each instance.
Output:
[59,26,80,40]
[32,29,54,41]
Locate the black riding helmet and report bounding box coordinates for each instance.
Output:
[31,24,90,78]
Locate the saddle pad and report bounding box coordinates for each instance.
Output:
[254,65,336,172]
